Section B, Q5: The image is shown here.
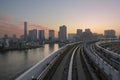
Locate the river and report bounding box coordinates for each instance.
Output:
[0,44,59,80]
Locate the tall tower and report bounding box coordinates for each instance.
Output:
[59,25,67,42]
[24,21,27,41]
[28,29,37,42]
[76,29,82,41]
[38,30,45,43]
[49,30,55,41]
[77,29,82,36]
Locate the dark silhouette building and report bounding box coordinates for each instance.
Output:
[104,30,116,38]
[58,25,67,42]
[38,30,45,44]
[24,21,27,41]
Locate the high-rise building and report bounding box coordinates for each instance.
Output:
[28,29,37,42]
[49,30,55,41]
[68,33,76,41]
[104,30,116,38]
[83,28,93,41]
[13,34,16,39]
[38,30,45,43]
[4,34,8,39]
[77,29,82,36]
[85,28,91,33]
[20,35,24,41]
[24,21,27,41]
[59,25,67,42]
[12,34,17,41]
[76,29,83,41]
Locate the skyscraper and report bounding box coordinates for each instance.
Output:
[85,28,91,33]
[68,33,76,41]
[49,30,54,41]
[38,30,45,43]
[104,30,116,38]
[12,34,17,41]
[4,34,8,39]
[83,28,93,41]
[28,29,37,42]
[24,21,27,41]
[76,29,83,41]
[77,29,82,36]
[59,25,67,42]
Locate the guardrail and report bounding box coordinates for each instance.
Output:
[91,44,120,70]
[16,45,68,80]
[81,47,98,80]
[84,43,120,80]
[37,52,61,80]
[95,41,120,60]
[16,42,81,80]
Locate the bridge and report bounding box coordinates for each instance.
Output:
[16,40,120,80]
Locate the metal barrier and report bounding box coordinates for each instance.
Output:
[16,42,81,80]
[95,41,120,61]
[84,43,120,80]
[15,45,67,80]
[37,53,61,80]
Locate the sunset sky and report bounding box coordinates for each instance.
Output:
[0,0,120,37]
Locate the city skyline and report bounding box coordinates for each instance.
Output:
[0,0,120,37]
[1,22,117,40]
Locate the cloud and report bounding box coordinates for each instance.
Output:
[0,16,15,22]
[0,17,58,38]
[0,16,23,37]
[0,22,23,37]
[29,24,50,31]
[0,16,58,38]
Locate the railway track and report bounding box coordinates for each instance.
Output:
[71,46,94,80]
[39,44,79,80]
[99,42,120,54]
[89,43,120,71]
[36,43,98,80]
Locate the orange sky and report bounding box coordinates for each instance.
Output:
[0,16,120,38]
[0,0,120,37]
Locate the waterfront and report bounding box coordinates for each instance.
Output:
[0,44,59,80]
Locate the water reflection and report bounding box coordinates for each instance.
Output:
[0,44,59,80]
[44,44,49,57]
[58,43,66,48]
[49,44,54,51]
